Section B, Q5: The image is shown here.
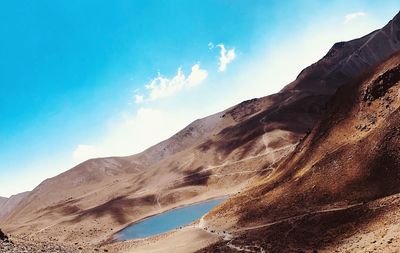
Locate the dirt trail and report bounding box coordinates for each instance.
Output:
[197,202,364,252]
[235,203,363,233]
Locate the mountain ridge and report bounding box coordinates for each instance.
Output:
[2,10,400,253]
[200,39,400,253]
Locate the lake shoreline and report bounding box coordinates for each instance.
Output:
[113,195,229,242]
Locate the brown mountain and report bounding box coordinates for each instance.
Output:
[201,26,400,253]
[1,10,400,253]
[0,192,30,221]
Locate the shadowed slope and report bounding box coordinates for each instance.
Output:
[202,49,400,253]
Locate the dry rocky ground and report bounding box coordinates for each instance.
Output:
[0,229,111,253]
[0,240,78,253]
[200,41,400,253]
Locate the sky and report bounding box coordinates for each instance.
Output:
[0,0,399,197]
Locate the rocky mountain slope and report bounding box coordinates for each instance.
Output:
[284,10,400,94]
[0,197,6,211]
[201,33,400,253]
[0,192,30,221]
[1,10,400,253]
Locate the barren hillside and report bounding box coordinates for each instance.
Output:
[1,10,400,253]
[201,41,400,253]
[0,192,29,221]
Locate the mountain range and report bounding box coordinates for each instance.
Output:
[1,10,400,253]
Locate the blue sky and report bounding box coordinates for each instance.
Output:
[1,1,399,197]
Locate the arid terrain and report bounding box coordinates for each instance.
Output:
[201,19,400,253]
[1,10,400,253]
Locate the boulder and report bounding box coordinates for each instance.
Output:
[0,229,8,241]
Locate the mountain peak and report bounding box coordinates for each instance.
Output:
[282,11,400,95]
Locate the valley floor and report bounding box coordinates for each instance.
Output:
[110,226,219,253]
[2,189,400,253]
[3,192,400,253]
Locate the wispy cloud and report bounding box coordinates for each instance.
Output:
[144,63,208,101]
[134,41,236,104]
[216,44,236,72]
[134,95,144,104]
[186,64,209,87]
[344,12,367,23]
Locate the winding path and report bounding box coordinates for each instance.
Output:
[198,202,364,252]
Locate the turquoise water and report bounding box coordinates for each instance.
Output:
[116,198,224,240]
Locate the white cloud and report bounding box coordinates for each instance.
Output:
[134,95,144,104]
[145,63,208,101]
[72,144,101,163]
[217,44,236,72]
[187,64,208,87]
[344,12,367,23]
[71,107,192,165]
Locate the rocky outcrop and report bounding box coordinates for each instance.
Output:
[363,64,400,102]
[0,229,8,242]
